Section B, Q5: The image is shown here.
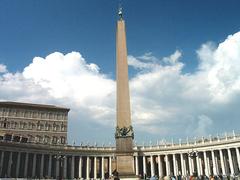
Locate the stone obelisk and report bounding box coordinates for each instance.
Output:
[115,7,136,179]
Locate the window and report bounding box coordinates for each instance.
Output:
[23,122,27,129]
[28,122,32,129]
[44,136,50,143]
[3,118,7,128]
[45,123,49,131]
[37,121,41,130]
[56,124,60,131]
[28,135,34,142]
[61,137,65,144]
[16,109,20,117]
[33,111,37,118]
[52,136,57,144]
[53,123,57,131]
[40,123,44,130]
[20,122,24,129]
[36,136,42,143]
[41,112,46,119]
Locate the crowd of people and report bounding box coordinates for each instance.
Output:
[145,174,240,180]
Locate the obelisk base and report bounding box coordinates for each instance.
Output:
[116,154,139,179]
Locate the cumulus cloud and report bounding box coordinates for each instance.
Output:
[0,52,116,143]
[197,32,240,103]
[129,31,240,140]
[1,31,240,143]
[0,64,7,73]
[128,50,182,70]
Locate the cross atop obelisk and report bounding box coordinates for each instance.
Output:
[115,6,137,179]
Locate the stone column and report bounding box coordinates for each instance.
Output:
[40,154,44,178]
[165,154,170,176]
[0,151,4,176]
[56,159,60,179]
[109,156,112,177]
[143,156,147,177]
[203,151,209,176]
[7,151,12,177]
[24,153,29,177]
[94,156,97,179]
[79,156,82,179]
[196,155,201,176]
[188,155,193,175]
[86,156,89,179]
[232,151,238,174]
[63,156,67,179]
[219,149,226,175]
[199,154,204,176]
[173,154,177,176]
[16,152,21,177]
[48,154,52,178]
[227,149,234,175]
[150,155,155,177]
[135,156,139,176]
[71,156,75,179]
[101,157,104,179]
[158,155,163,178]
[206,152,211,176]
[180,153,186,176]
[214,153,220,175]
[32,153,37,178]
[211,151,217,175]
[236,148,240,171]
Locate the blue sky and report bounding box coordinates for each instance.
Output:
[1,0,240,145]
[1,0,240,74]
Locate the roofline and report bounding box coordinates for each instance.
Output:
[0,101,70,112]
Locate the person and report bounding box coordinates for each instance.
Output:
[177,174,182,180]
[144,173,147,179]
[112,170,119,180]
[150,175,158,180]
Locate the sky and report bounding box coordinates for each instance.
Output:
[1,0,240,145]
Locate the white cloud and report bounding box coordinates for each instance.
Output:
[23,52,114,103]
[0,64,7,73]
[1,31,240,143]
[0,52,116,142]
[163,50,182,65]
[194,115,213,136]
[128,31,240,139]
[128,50,183,71]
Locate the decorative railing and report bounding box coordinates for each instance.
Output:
[134,130,240,151]
[0,130,239,152]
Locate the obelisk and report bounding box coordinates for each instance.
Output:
[115,7,136,179]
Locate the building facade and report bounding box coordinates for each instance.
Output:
[0,101,69,145]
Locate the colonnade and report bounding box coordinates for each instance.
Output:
[135,147,240,178]
[0,150,113,179]
[0,147,240,179]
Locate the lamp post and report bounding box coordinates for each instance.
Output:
[188,150,198,177]
[53,152,66,180]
